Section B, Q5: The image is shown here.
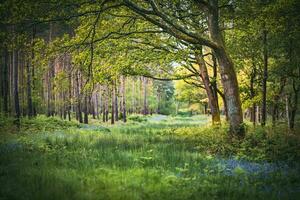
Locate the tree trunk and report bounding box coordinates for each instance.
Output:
[31,26,37,116]
[195,49,221,125]
[272,79,285,125]
[105,87,109,122]
[83,94,88,124]
[26,52,33,118]
[290,80,299,130]
[261,29,268,126]
[95,92,100,119]
[76,70,83,123]
[132,78,135,113]
[111,85,115,124]
[13,49,20,126]
[2,48,9,114]
[67,55,72,121]
[115,82,118,121]
[208,0,244,135]
[143,77,148,115]
[47,23,54,117]
[250,66,256,126]
[211,53,219,105]
[285,94,290,129]
[122,76,127,122]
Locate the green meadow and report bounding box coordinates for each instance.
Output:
[0,115,299,200]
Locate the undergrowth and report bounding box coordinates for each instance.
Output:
[0,115,299,200]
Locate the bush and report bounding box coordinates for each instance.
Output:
[128,115,148,122]
[0,115,79,134]
[160,124,300,162]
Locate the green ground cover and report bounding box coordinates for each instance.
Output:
[0,115,299,200]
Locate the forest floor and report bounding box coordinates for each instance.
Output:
[0,115,300,200]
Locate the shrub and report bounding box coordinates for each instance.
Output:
[128,115,148,122]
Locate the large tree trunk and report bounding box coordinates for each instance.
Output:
[195,50,221,125]
[13,49,20,126]
[208,0,244,135]
[261,30,268,126]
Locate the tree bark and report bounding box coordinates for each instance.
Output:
[31,26,37,117]
[47,23,54,117]
[143,77,148,115]
[272,79,285,125]
[83,94,88,124]
[285,94,290,129]
[195,49,221,125]
[2,47,9,114]
[95,92,100,119]
[132,78,135,113]
[76,70,83,123]
[26,52,33,118]
[207,0,244,135]
[261,29,268,126]
[111,84,115,124]
[13,49,20,126]
[250,66,256,126]
[115,81,119,121]
[290,80,299,130]
[122,76,127,122]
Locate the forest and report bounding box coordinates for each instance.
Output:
[0,0,299,199]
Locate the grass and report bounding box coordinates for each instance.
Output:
[0,115,299,200]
